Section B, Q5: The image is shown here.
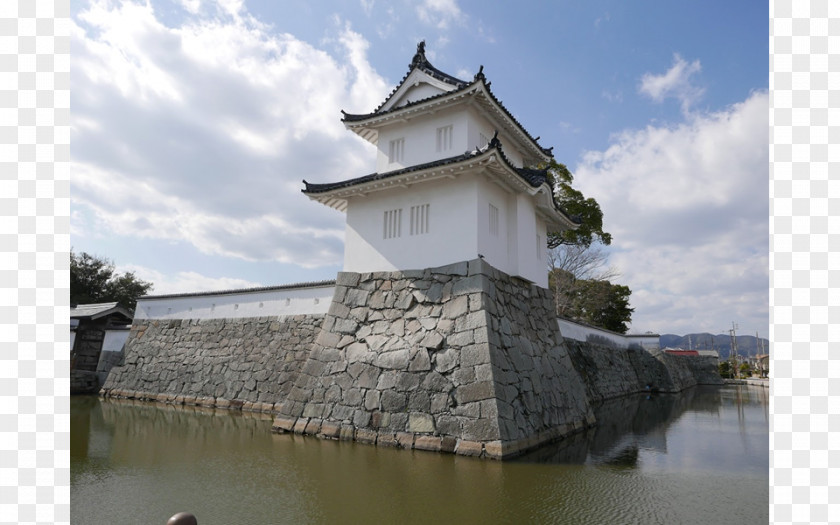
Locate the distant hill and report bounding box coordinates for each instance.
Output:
[659,333,769,360]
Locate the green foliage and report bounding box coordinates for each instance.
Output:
[739,362,752,378]
[549,268,634,334]
[541,159,612,249]
[718,361,733,379]
[70,250,153,312]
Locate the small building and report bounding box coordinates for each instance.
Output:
[663,349,700,357]
[302,42,578,288]
[70,302,133,394]
[752,353,769,378]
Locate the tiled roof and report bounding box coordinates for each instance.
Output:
[341,42,553,159]
[140,280,337,300]
[303,133,540,194]
[367,41,469,115]
[70,302,132,320]
[302,134,578,225]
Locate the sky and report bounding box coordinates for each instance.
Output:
[69,0,769,339]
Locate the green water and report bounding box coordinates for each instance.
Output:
[71,385,768,524]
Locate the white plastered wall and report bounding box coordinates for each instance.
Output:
[376,109,471,173]
[557,317,660,351]
[344,171,549,286]
[134,286,336,320]
[396,83,447,107]
[344,175,479,273]
[476,176,511,276]
[506,192,548,288]
[465,106,525,168]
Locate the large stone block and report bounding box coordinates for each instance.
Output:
[380,390,407,412]
[414,435,442,452]
[408,412,435,433]
[376,348,410,370]
[455,381,494,404]
[408,348,431,372]
[442,295,469,319]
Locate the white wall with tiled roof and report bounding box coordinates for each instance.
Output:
[134,285,335,320]
[335,47,559,288]
[343,171,551,287]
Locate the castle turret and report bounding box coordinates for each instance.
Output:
[303,42,577,288]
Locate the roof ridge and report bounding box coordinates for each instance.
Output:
[364,41,469,115]
[341,45,553,159]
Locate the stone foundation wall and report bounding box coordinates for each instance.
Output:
[71,370,99,394]
[97,258,721,459]
[100,315,324,411]
[566,340,723,404]
[272,259,594,459]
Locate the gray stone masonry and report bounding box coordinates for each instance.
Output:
[273,259,596,459]
[101,315,324,412]
[566,341,723,404]
[98,258,722,460]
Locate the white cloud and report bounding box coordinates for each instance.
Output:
[71,1,390,268]
[116,264,263,295]
[177,0,202,14]
[601,89,623,103]
[416,0,464,30]
[575,91,769,336]
[639,54,705,115]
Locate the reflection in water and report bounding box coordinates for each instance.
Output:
[72,385,768,525]
[515,391,691,465]
[514,385,768,478]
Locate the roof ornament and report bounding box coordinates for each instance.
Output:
[488,130,501,149]
[474,65,485,82]
[411,40,427,68]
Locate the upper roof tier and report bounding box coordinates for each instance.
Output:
[302,133,579,231]
[341,41,554,167]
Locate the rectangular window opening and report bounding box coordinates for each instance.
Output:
[489,204,499,237]
[388,138,404,164]
[410,204,430,235]
[383,208,402,239]
[436,125,453,153]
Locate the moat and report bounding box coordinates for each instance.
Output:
[71,384,768,524]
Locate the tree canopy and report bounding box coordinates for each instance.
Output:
[542,159,611,248]
[540,160,633,332]
[70,250,153,312]
[549,268,634,333]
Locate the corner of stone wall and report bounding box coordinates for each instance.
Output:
[274,259,595,459]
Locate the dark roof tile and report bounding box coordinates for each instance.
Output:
[341,42,552,158]
[302,134,576,224]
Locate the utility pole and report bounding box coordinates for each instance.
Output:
[756,331,765,378]
[728,322,739,379]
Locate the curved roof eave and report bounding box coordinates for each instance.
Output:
[371,40,471,114]
[302,136,576,229]
[340,44,553,163]
[533,185,580,230]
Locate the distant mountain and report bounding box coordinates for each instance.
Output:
[659,332,769,360]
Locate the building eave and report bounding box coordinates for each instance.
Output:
[340,45,552,164]
[371,40,470,115]
[70,302,133,322]
[302,136,577,230]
